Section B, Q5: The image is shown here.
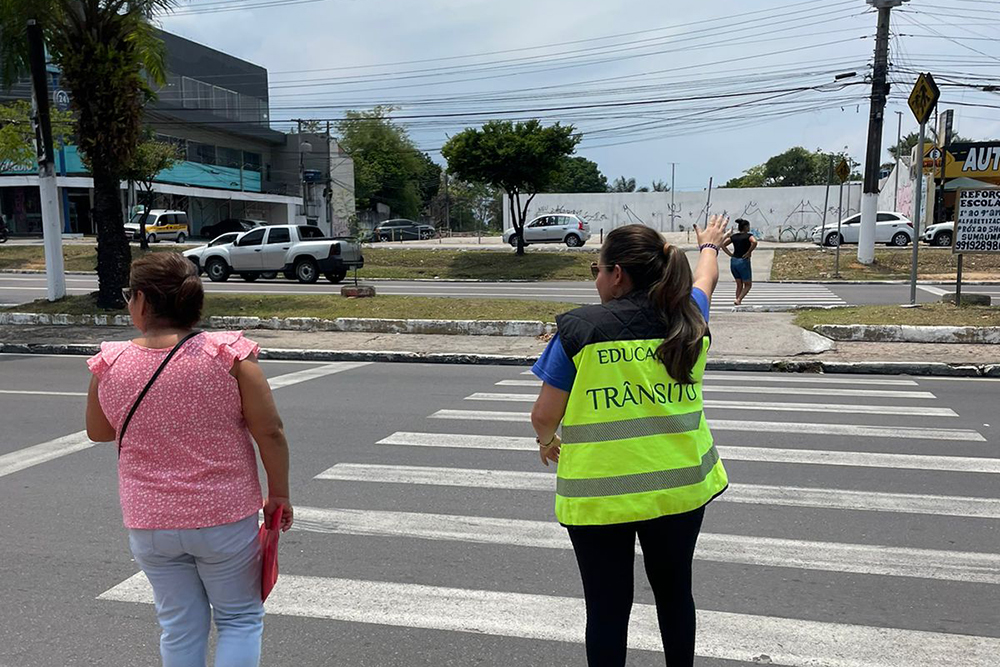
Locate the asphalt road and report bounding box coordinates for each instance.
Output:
[1,356,998,666]
[2,273,997,311]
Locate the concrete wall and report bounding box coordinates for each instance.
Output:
[504,184,864,241]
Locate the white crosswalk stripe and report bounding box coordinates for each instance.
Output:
[96,367,998,664]
[464,392,958,417]
[316,463,1000,519]
[429,409,986,441]
[377,431,1000,474]
[101,572,1000,666]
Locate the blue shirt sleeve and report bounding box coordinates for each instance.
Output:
[691,287,710,323]
[532,334,576,392]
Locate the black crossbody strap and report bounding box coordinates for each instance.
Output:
[117,331,202,458]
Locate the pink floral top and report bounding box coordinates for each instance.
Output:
[88,331,263,530]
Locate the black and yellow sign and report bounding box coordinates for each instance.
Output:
[836,159,850,183]
[908,73,940,125]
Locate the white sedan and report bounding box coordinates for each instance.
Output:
[503,213,592,248]
[811,212,914,247]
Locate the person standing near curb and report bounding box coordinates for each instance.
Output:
[85,252,293,667]
[722,218,757,306]
[529,216,730,666]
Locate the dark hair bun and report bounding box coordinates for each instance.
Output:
[129,253,204,328]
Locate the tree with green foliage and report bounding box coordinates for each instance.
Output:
[887,130,972,161]
[335,106,433,219]
[545,156,607,193]
[724,146,860,188]
[0,100,74,170]
[1,0,174,308]
[609,176,637,192]
[441,119,578,255]
[650,179,670,192]
[122,134,181,250]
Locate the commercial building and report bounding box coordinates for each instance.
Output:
[0,31,353,238]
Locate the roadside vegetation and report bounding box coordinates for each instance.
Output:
[6,294,576,323]
[794,303,1000,328]
[773,248,1000,281]
[0,246,597,281]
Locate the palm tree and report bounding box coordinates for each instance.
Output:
[1,1,174,308]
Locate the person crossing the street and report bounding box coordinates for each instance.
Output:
[529,217,730,666]
[722,218,757,305]
[85,252,293,667]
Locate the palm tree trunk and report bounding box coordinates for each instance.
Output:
[93,165,131,309]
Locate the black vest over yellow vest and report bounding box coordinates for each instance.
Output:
[554,292,728,526]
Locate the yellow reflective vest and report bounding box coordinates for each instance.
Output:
[554,293,728,526]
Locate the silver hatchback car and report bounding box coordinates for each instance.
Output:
[504,213,592,247]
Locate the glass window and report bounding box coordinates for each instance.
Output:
[267,228,290,244]
[210,233,238,247]
[189,142,216,165]
[243,151,261,172]
[182,76,198,109]
[239,228,266,246]
[298,226,324,239]
[876,213,898,222]
[175,213,188,227]
[156,214,173,227]
[217,147,242,169]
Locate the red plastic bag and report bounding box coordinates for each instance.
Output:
[259,505,283,602]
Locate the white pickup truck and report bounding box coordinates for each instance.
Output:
[192,225,364,284]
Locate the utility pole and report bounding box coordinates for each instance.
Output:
[27,20,65,301]
[670,162,676,232]
[893,110,902,211]
[820,155,833,241]
[858,0,909,265]
[443,169,450,236]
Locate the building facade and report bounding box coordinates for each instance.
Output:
[0,30,354,238]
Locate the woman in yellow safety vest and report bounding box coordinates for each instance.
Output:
[530,216,730,667]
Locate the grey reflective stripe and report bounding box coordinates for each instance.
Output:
[561,411,702,445]
[557,444,721,498]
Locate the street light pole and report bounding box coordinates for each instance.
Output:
[893,111,903,211]
[670,162,676,232]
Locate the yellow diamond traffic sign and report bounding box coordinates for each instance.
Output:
[836,159,850,183]
[908,72,940,125]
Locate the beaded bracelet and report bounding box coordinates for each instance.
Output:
[699,243,720,253]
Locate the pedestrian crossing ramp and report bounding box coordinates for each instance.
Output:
[713,283,846,313]
[99,368,1000,666]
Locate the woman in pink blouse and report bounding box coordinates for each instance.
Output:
[86,252,292,667]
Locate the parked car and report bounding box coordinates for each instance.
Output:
[183,232,242,275]
[199,218,264,239]
[372,219,436,241]
[503,213,591,248]
[124,210,190,244]
[922,221,954,247]
[811,211,913,247]
[196,224,364,284]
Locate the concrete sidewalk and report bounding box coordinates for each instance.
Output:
[1,312,996,368]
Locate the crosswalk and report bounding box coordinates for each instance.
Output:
[96,367,999,665]
[712,283,845,312]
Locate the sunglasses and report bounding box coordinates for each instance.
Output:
[122,288,133,303]
[590,262,613,279]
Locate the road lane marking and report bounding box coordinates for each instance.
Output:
[502,375,922,387]
[429,410,985,441]
[495,380,935,398]
[0,389,86,397]
[0,431,99,478]
[463,393,956,417]
[377,431,1000,474]
[0,362,371,477]
[99,572,1000,665]
[316,463,999,518]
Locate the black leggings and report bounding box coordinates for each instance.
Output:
[566,506,706,667]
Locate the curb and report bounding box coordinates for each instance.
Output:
[814,324,1000,344]
[0,312,556,338]
[1,343,996,376]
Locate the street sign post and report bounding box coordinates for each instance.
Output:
[953,188,1000,305]
[906,73,940,305]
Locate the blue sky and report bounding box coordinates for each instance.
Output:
[161,0,1000,190]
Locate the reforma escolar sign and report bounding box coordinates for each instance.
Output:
[954,188,1000,254]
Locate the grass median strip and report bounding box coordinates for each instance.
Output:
[773,248,1000,281]
[794,303,1000,329]
[5,294,576,323]
[0,246,596,280]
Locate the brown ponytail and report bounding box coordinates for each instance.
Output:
[600,225,707,383]
[130,253,204,328]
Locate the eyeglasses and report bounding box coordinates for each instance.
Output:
[590,262,612,279]
[122,288,132,303]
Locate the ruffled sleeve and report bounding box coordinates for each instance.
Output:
[86,341,130,378]
[202,331,260,370]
